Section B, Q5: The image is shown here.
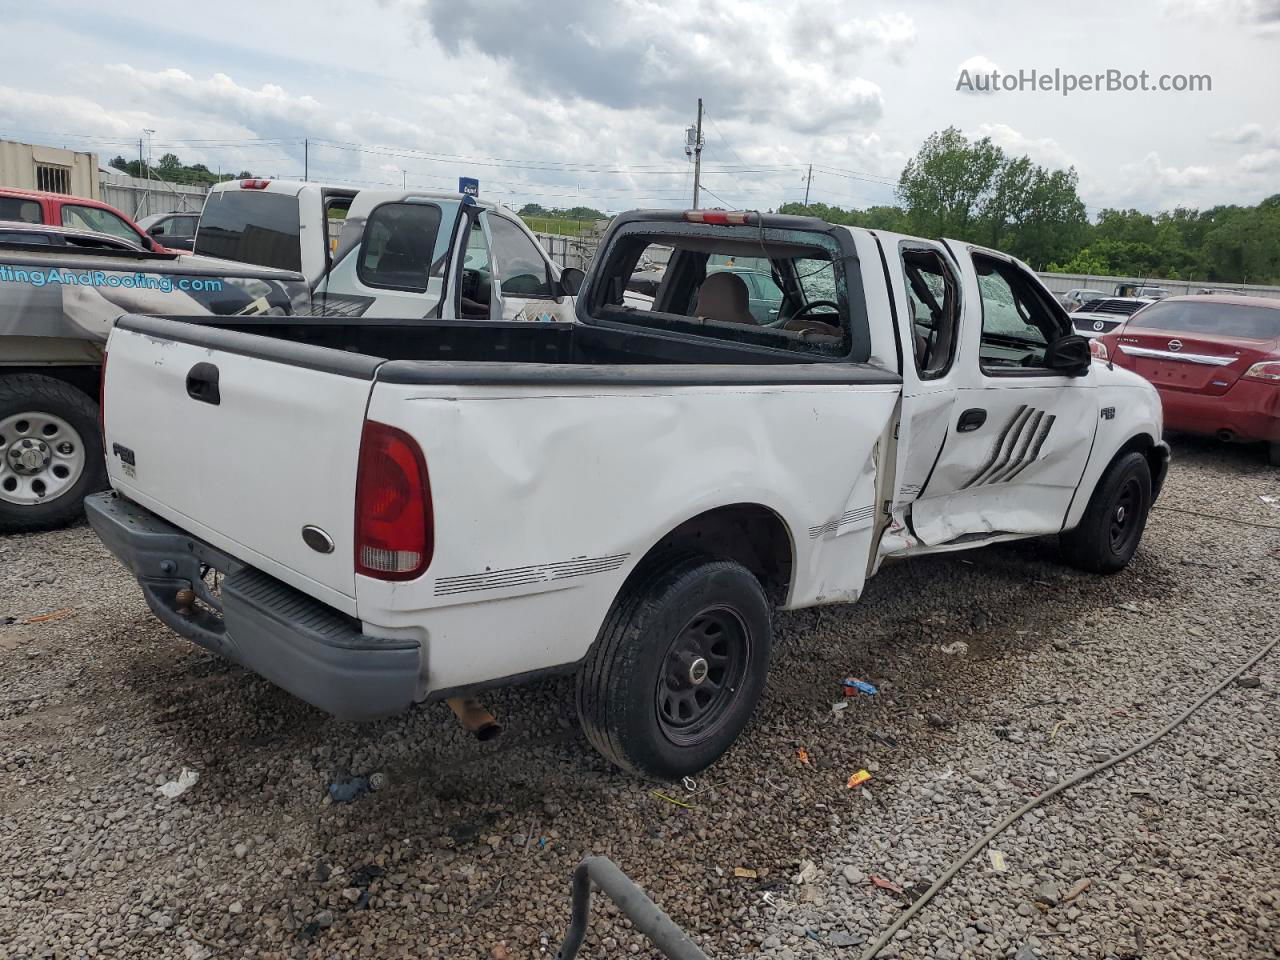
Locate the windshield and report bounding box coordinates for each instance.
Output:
[1125,300,1280,339]
[195,190,301,272]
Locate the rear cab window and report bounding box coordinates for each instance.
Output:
[0,196,42,224]
[195,189,302,271]
[584,216,867,360]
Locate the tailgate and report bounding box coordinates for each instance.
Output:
[102,316,381,615]
[1114,331,1266,396]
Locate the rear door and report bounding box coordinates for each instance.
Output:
[1111,298,1280,398]
[103,317,379,615]
[907,244,1099,544]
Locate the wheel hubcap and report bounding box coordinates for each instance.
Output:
[655,607,751,746]
[0,412,87,506]
[1108,477,1141,553]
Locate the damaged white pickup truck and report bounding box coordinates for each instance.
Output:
[87,209,1168,779]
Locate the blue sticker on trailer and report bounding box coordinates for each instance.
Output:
[459,177,479,198]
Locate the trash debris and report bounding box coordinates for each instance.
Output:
[869,875,905,896]
[1063,877,1092,901]
[841,677,878,697]
[651,790,696,810]
[1236,675,1262,689]
[869,732,899,748]
[939,641,969,655]
[1259,494,1279,508]
[846,769,872,789]
[796,748,811,765]
[156,768,200,799]
[328,776,370,804]
[681,776,697,792]
[368,771,387,792]
[24,607,73,624]
[733,866,758,879]
[491,945,513,960]
[1050,719,1071,741]
[832,700,850,714]
[793,860,819,884]
[1114,602,1142,614]
[989,850,1008,872]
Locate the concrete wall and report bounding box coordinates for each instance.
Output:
[99,171,209,220]
[1038,271,1280,301]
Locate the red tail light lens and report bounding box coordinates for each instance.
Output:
[354,421,433,581]
[1089,339,1109,362]
[683,210,752,225]
[239,178,272,189]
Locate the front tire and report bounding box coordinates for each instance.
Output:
[1060,451,1152,574]
[1268,442,1279,468]
[0,375,107,533]
[576,555,772,780]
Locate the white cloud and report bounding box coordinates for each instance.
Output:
[969,123,1077,170]
[1163,0,1280,30]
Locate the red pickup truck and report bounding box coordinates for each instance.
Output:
[0,187,179,255]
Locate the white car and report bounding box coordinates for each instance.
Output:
[1072,296,1156,338]
[1060,287,1105,311]
[88,208,1168,780]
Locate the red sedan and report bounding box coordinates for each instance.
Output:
[1095,295,1280,465]
[0,187,181,254]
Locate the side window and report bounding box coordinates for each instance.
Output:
[356,202,443,292]
[901,248,960,379]
[167,216,197,239]
[60,205,142,245]
[458,219,493,318]
[972,254,1067,373]
[488,216,552,296]
[0,197,42,223]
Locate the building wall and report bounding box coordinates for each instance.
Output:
[0,139,100,199]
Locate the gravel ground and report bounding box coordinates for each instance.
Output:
[1,437,1276,960]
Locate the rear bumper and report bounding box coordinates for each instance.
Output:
[1158,378,1280,445]
[85,491,422,721]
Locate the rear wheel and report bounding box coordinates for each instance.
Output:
[1269,443,1280,468]
[0,375,106,533]
[1060,451,1152,574]
[576,555,772,780]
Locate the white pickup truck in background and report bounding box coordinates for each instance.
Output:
[194,178,579,323]
[88,208,1168,780]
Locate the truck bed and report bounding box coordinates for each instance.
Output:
[138,314,900,385]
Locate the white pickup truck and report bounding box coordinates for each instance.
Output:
[87,209,1168,780]
[195,178,579,323]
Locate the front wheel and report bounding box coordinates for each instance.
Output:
[1268,443,1279,468]
[1060,451,1152,574]
[0,375,107,533]
[576,555,772,780]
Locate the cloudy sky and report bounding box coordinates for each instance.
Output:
[2,0,1278,216]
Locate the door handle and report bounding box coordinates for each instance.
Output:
[186,362,221,405]
[957,408,986,432]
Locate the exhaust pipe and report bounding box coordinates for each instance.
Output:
[1217,429,1236,442]
[446,697,503,742]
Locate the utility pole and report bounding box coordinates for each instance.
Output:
[136,138,145,217]
[141,129,155,219]
[692,97,704,209]
[304,138,309,181]
[803,163,813,206]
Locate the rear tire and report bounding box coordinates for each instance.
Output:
[576,554,772,780]
[1060,451,1152,574]
[1269,443,1280,468]
[0,375,106,533]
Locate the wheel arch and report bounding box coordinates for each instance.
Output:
[622,502,797,605]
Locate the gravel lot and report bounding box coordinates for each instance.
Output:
[1,437,1277,960]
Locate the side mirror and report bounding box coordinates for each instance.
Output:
[148,224,165,236]
[1045,334,1091,376]
[559,267,585,297]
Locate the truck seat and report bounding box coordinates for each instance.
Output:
[694,272,756,326]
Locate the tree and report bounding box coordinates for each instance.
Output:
[158,152,181,171]
[897,127,1004,240]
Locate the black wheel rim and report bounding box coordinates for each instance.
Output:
[655,606,751,747]
[1109,476,1142,554]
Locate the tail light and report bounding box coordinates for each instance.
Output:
[354,421,433,581]
[683,210,752,225]
[239,178,272,189]
[1243,360,1280,382]
[1089,339,1109,362]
